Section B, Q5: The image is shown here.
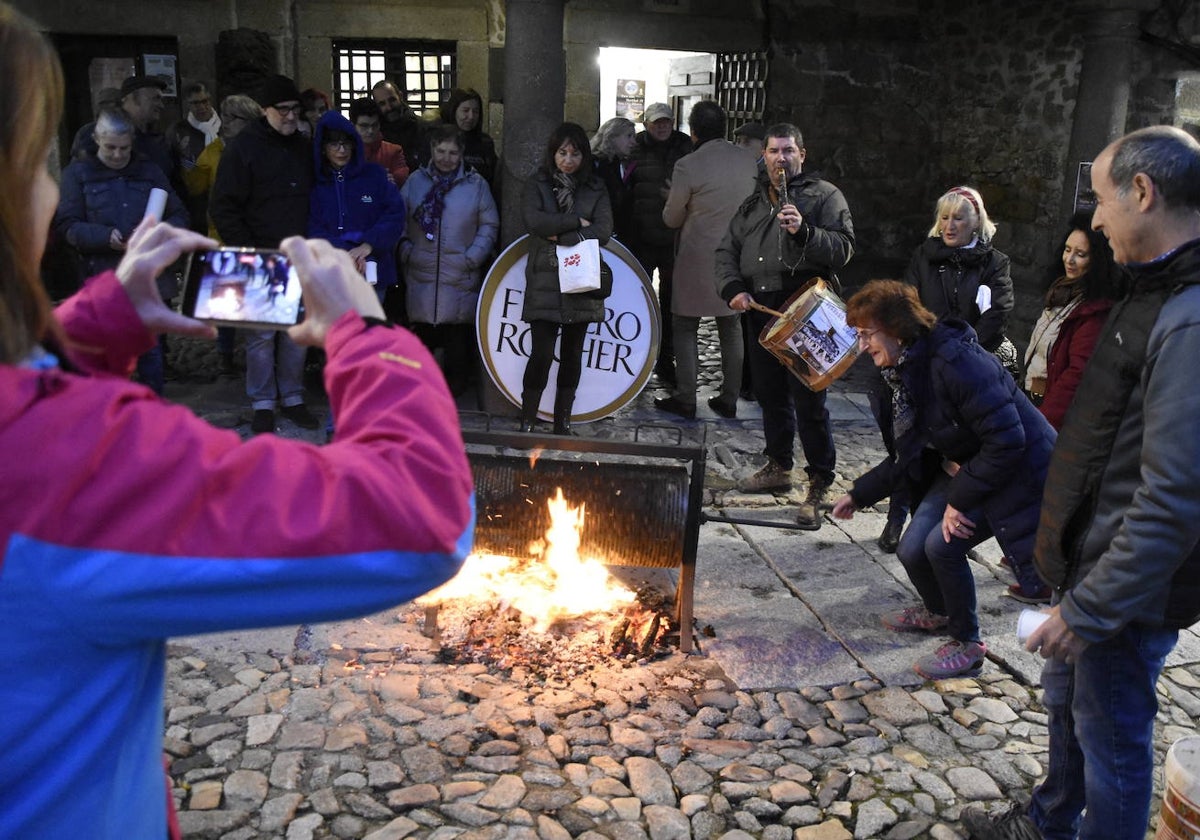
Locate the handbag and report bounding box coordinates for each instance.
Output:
[556,238,603,294]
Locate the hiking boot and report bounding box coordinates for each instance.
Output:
[881,605,949,633]
[1006,583,1052,605]
[794,478,831,530]
[915,639,987,679]
[960,805,1042,840]
[736,460,793,493]
[877,520,903,553]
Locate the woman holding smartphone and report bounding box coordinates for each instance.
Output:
[0,7,473,837]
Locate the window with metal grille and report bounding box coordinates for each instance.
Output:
[716,52,768,139]
[331,39,456,116]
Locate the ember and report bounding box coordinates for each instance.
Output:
[414,488,680,681]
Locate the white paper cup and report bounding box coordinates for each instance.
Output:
[1017,608,1050,643]
[364,261,378,285]
[144,187,168,222]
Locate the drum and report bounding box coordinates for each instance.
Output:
[757,279,860,392]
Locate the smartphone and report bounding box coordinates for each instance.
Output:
[181,247,304,329]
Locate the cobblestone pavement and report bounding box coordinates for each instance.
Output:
[157,327,1197,839]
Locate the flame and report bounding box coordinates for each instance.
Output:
[528,447,543,468]
[419,488,636,632]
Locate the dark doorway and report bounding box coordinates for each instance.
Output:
[50,33,179,165]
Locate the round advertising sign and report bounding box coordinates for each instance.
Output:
[476,236,660,423]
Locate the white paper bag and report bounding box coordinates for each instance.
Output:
[556,238,602,294]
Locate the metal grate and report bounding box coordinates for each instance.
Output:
[331,38,456,116]
[461,427,706,652]
[717,51,768,139]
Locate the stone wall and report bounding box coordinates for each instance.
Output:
[760,0,1088,346]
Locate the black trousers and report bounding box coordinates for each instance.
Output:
[522,320,588,398]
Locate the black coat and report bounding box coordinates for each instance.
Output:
[627,130,691,251]
[521,169,613,325]
[851,320,1055,561]
[209,118,312,248]
[903,238,1013,352]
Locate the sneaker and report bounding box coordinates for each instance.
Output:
[960,805,1042,840]
[653,395,696,419]
[251,409,275,435]
[707,396,737,418]
[1006,583,1052,605]
[877,520,903,553]
[915,639,987,679]
[881,605,949,633]
[794,478,831,530]
[281,403,320,430]
[736,460,793,493]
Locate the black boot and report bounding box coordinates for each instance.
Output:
[519,390,542,433]
[553,389,575,436]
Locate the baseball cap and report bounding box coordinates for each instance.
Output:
[642,102,673,124]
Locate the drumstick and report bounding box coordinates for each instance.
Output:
[747,300,787,319]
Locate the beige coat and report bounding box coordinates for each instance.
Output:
[663,139,760,317]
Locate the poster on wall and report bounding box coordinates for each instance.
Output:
[616,79,645,121]
[1074,162,1096,213]
[143,54,177,96]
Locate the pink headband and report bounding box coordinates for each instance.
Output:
[948,186,981,217]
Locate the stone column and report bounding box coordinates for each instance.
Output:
[1061,5,1145,218]
[500,0,565,245]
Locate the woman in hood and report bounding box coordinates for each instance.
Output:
[308,109,405,302]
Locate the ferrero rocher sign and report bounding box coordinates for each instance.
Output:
[476,236,660,423]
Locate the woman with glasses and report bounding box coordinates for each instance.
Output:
[184,95,262,239]
[308,110,405,304]
[830,280,1055,680]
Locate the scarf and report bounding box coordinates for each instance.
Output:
[552,171,576,213]
[880,345,915,445]
[416,168,457,241]
[188,111,222,147]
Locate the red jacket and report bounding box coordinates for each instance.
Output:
[1041,297,1113,429]
[364,137,410,187]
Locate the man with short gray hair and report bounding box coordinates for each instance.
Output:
[963,126,1200,840]
[54,107,189,393]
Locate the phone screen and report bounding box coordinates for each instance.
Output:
[182,248,304,329]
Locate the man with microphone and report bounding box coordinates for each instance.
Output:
[714,123,855,530]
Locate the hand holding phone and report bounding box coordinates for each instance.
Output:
[282,237,385,347]
[116,218,218,339]
[181,246,305,330]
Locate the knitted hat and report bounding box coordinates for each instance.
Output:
[255,74,302,108]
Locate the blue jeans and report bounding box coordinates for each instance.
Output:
[895,471,991,643]
[246,329,306,411]
[1028,621,1177,840]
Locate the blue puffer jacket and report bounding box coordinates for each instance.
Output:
[399,161,499,324]
[850,319,1056,561]
[54,153,189,281]
[308,111,405,289]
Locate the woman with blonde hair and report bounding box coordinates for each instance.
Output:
[0,6,474,837]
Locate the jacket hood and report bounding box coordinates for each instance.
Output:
[314,110,365,180]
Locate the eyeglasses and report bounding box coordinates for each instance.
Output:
[270,103,303,116]
[188,98,211,107]
[324,139,353,151]
[855,327,883,343]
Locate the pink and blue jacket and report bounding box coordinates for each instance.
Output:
[0,272,474,839]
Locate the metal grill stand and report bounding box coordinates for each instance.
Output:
[461,425,706,653]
